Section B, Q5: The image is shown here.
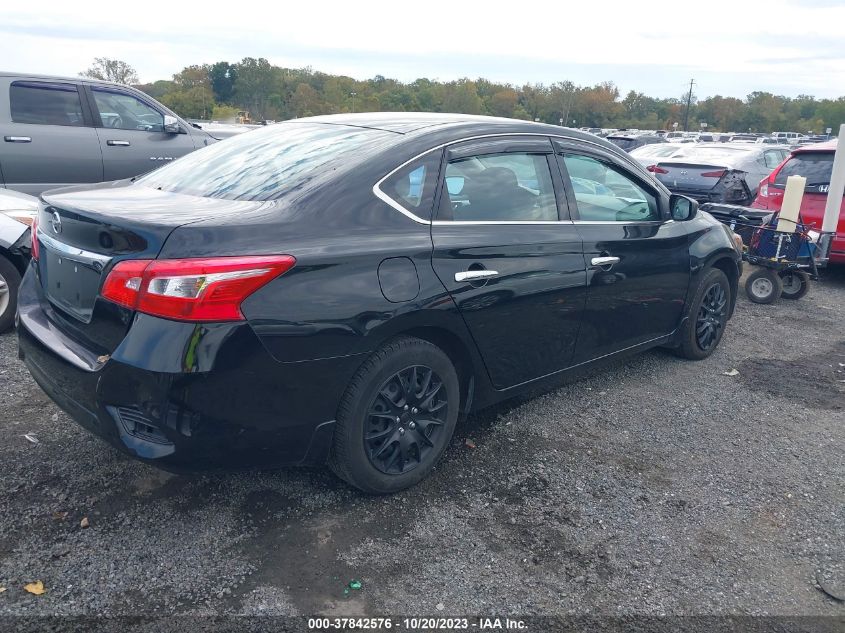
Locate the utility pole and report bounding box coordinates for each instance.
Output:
[683,79,695,132]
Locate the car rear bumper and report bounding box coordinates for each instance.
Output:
[17,269,363,471]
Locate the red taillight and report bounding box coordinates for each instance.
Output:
[759,178,769,198]
[647,165,669,174]
[101,255,296,322]
[700,170,726,178]
[30,216,40,261]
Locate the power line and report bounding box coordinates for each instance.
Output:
[683,79,695,132]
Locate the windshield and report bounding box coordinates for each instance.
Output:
[773,152,834,189]
[138,122,396,201]
[607,137,637,150]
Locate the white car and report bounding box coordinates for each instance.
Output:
[0,188,38,332]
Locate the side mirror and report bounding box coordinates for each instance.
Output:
[163,115,181,134]
[670,194,698,221]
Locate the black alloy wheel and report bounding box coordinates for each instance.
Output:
[695,281,728,352]
[365,365,448,475]
[329,336,460,494]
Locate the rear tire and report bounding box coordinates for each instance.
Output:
[329,336,460,494]
[0,256,21,334]
[675,268,731,360]
[745,268,782,304]
[778,270,810,300]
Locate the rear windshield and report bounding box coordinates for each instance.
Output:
[630,144,679,158]
[607,137,636,150]
[138,122,396,201]
[671,146,751,162]
[773,152,833,189]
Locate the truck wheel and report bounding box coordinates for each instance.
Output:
[0,256,22,334]
[779,270,810,300]
[745,268,782,304]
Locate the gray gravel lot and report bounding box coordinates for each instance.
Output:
[0,268,843,620]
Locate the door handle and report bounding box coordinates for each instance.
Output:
[591,256,620,267]
[4,136,31,143]
[455,270,499,282]
[107,140,130,146]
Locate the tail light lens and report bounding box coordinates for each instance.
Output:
[101,255,296,322]
[759,179,769,198]
[30,216,40,261]
[700,170,726,178]
[647,165,668,174]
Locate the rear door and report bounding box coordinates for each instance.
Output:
[430,136,587,389]
[553,140,690,363]
[0,78,103,195]
[86,85,199,181]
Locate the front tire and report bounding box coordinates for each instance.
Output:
[329,336,460,494]
[745,268,783,304]
[675,268,731,360]
[0,256,22,334]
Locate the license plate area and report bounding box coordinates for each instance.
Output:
[41,247,103,323]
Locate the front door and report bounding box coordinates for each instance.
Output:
[430,136,587,389]
[87,86,198,181]
[553,140,690,363]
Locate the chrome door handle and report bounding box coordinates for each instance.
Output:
[455,270,499,282]
[107,140,130,146]
[591,256,620,267]
[4,136,31,143]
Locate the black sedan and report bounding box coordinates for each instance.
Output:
[17,114,742,493]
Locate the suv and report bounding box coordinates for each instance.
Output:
[751,140,844,263]
[0,72,224,196]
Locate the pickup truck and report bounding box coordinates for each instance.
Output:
[0,72,230,196]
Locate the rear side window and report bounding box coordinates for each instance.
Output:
[10,82,85,126]
[439,152,558,222]
[381,150,442,219]
[773,153,833,191]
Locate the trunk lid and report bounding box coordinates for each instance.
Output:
[35,182,266,352]
[654,162,730,192]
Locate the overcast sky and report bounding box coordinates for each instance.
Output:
[2,0,844,99]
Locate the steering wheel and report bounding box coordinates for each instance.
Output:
[108,116,124,129]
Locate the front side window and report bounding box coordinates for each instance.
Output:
[562,154,659,222]
[92,89,164,132]
[10,82,84,127]
[439,152,557,221]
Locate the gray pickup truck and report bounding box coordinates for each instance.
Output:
[0,72,226,196]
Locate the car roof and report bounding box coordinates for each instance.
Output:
[792,139,837,153]
[0,70,134,88]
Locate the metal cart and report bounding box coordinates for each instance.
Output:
[701,203,834,304]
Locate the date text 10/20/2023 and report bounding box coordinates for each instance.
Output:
[307,617,528,630]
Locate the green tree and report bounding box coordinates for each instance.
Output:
[209,61,237,104]
[80,58,138,85]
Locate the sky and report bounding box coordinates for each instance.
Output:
[2,0,844,100]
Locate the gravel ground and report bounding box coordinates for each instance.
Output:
[0,267,843,620]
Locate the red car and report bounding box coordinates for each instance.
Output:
[751,140,844,263]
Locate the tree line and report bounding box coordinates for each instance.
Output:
[81,57,845,134]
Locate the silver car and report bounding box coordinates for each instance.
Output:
[0,188,37,332]
[647,143,790,205]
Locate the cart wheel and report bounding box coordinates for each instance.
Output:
[779,270,810,300]
[745,268,783,304]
